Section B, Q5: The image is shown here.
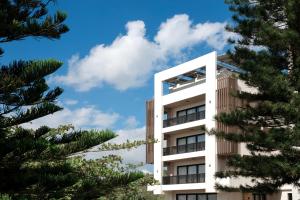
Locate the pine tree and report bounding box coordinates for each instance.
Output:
[214,0,300,193]
[0,1,153,199]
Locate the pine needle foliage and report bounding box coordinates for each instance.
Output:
[214,0,300,193]
[0,1,154,199]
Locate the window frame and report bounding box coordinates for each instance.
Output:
[176,105,205,118]
[176,134,205,147]
[253,193,266,200]
[176,164,205,176]
[176,193,217,200]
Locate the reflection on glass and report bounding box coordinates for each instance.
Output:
[187,194,196,200]
[177,195,186,200]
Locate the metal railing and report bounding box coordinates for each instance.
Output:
[163,142,205,156]
[163,111,205,128]
[162,173,205,185]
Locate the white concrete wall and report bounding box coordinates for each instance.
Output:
[204,51,217,192]
[153,51,218,194]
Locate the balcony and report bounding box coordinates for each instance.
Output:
[163,111,205,128]
[163,142,205,156]
[162,174,205,185]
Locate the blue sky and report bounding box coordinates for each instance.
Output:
[2,0,232,166]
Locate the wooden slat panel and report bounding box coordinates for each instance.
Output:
[216,75,239,156]
[146,99,154,164]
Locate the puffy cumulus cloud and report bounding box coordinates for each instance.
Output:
[21,106,120,130]
[56,21,161,91]
[56,14,231,91]
[155,14,228,54]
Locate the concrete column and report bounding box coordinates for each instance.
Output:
[154,74,163,194]
[205,51,217,192]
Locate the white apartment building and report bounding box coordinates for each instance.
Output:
[146,52,296,200]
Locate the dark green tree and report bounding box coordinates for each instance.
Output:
[214,0,300,193]
[0,1,153,199]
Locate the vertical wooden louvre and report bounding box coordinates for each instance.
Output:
[146,99,154,164]
[216,75,240,155]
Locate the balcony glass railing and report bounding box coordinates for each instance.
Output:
[162,173,205,184]
[163,111,205,128]
[163,141,205,156]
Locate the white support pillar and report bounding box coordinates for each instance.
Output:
[205,51,217,192]
[153,74,163,194]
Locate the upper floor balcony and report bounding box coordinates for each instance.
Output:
[163,141,205,156]
[163,111,205,128]
[162,163,205,185]
[162,173,205,185]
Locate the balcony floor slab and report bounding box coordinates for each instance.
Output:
[161,183,206,191]
[162,151,205,162]
[162,119,205,134]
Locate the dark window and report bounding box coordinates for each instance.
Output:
[177,164,205,176]
[176,105,205,118]
[197,194,206,200]
[176,134,205,153]
[177,194,186,200]
[197,134,205,142]
[288,193,292,200]
[176,193,217,200]
[207,194,217,200]
[253,194,266,200]
[187,194,197,200]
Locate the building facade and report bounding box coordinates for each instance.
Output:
[146,52,296,200]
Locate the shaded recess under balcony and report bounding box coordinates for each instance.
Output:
[163,95,206,128]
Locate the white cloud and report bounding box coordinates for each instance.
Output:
[64,99,78,105]
[124,116,139,128]
[86,127,147,164]
[21,106,120,130]
[56,14,231,91]
[155,15,228,54]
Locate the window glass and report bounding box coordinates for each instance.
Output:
[187,194,196,200]
[177,138,186,153]
[163,113,168,120]
[253,194,266,200]
[187,108,196,114]
[197,134,205,142]
[177,195,186,200]
[178,166,187,175]
[197,194,206,200]
[197,105,205,112]
[198,164,205,174]
[188,165,197,175]
[208,194,217,200]
[177,138,186,146]
[187,136,196,144]
[177,110,186,117]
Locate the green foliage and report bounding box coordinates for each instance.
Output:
[0,194,11,200]
[101,174,164,200]
[0,0,69,56]
[214,0,300,193]
[0,1,154,199]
